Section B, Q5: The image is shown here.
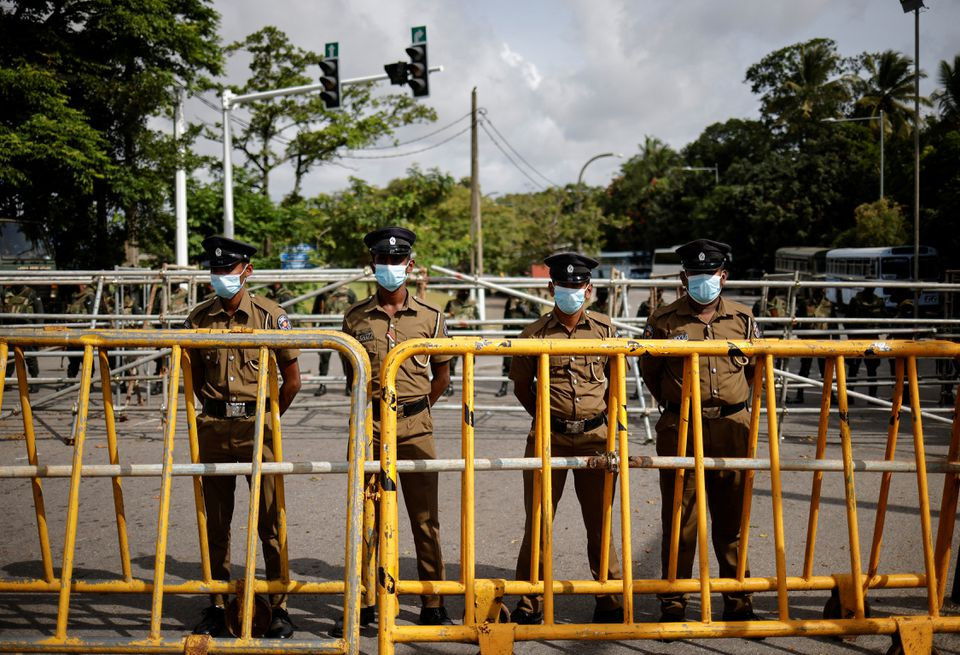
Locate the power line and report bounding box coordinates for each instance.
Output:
[359,111,472,150]
[482,112,560,187]
[339,123,471,159]
[478,120,545,190]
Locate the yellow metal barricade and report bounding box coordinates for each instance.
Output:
[0,329,373,654]
[376,337,960,654]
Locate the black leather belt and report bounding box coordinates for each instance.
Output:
[664,401,746,417]
[371,396,429,421]
[550,412,607,435]
[203,399,258,419]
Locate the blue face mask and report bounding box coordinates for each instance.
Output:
[686,273,723,305]
[210,273,244,299]
[553,285,587,315]
[375,264,408,292]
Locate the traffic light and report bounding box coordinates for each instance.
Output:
[383,61,408,86]
[319,42,340,109]
[405,42,429,97]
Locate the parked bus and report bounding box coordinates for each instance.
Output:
[651,246,683,279]
[824,245,940,309]
[774,247,830,279]
[597,250,652,279]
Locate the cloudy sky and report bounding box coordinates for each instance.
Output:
[194,0,960,199]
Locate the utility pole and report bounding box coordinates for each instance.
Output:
[912,5,920,284]
[470,86,485,320]
[174,87,188,266]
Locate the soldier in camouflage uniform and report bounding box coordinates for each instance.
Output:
[2,285,44,383]
[443,289,479,396]
[790,289,835,403]
[498,294,542,397]
[66,284,102,378]
[266,282,295,306]
[312,285,357,396]
[846,287,885,400]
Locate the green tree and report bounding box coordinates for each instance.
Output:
[854,49,926,139]
[933,55,960,128]
[835,198,908,246]
[223,27,437,204]
[0,0,223,267]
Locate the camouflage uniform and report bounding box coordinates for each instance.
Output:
[443,294,479,393]
[498,296,541,396]
[846,289,885,399]
[66,286,100,378]
[313,286,357,396]
[2,285,43,378]
[791,294,835,403]
[266,284,295,306]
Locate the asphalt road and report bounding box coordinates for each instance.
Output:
[1,349,958,654]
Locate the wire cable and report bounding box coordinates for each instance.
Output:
[478,120,545,190]
[482,111,559,187]
[359,111,472,150]
[339,123,471,159]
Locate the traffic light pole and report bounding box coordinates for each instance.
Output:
[219,66,444,237]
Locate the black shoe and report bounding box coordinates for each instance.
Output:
[592,606,624,623]
[444,385,454,397]
[192,605,226,636]
[343,385,351,396]
[329,606,376,638]
[659,610,685,623]
[314,383,327,397]
[265,607,295,639]
[786,392,804,404]
[495,382,509,397]
[509,607,543,625]
[419,606,453,626]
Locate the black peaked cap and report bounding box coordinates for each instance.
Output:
[544,252,599,284]
[676,239,731,272]
[201,235,257,268]
[364,226,416,255]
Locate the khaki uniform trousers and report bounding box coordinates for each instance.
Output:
[655,408,752,615]
[198,414,285,609]
[372,407,445,608]
[515,423,623,614]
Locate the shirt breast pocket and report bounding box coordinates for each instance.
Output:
[242,348,264,371]
[589,356,607,382]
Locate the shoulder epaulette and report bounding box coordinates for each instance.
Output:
[344,295,376,318]
[411,295,442,315]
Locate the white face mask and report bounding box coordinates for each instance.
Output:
[210,273,243,299]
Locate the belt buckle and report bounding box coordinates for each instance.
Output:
[567,419,585,434]
[225,402,246,418]
[702,406,722,419]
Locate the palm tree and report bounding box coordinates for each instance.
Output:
[932,55,960,128]
[855,50,928,139]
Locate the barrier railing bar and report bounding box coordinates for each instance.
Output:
[802,357,835,580]
[737,362,765,581]
[268,353,291,588]
[616,354,634,623]
[149,344,181,638]
[182,351,213,584]
[933,389,960,605]
[55,344,94,639]
[0,342,6,416]
[461,353,476,625]
[867,358,905,580]
[908,355,940,617]
[98,347,133,582]
[539,353,555,625]
[13,346,55,583]
[835,354,867,619]
[765,354,790,619]
[689,352,712,622]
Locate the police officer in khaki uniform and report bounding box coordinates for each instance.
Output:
[338,226,453,632]
[187,236,302,639]
[509,252,624,625]
[641,239,761,623]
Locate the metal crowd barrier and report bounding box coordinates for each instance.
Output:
[376,337,960,654]
[0,329,373,655]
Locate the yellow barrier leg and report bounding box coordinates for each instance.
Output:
[0,342,7,417]
[181,350,212,584]
[737,362,765,580]
[529,360,544,588]
[667,357,693,582]
[267,354,290,585]
[764,354,790,620]
[598,362,617,585]
[835,355,867,619]
[240,346,270,639]
[55,345,94,640]
[802,357,835,579]
[933,373,960,606]
[149,345,181,640]
[98,348,133,582]
[615,355,634,623]
[462,353,477,625]
[689,353,712,622]
[378,370,400,655]
[14,346,54,583]
[538,353,555,625]
[906,356,939,617]
[868,358,905,579]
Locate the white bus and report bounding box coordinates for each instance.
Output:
[824,246,940,308]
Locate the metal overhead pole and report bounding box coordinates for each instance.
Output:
[912,5,920,283]
[470,86,485,320]
[174,87,188,265]
[221,90,235,239]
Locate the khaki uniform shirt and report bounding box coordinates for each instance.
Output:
[342,292,451,401]
[509,309,613,421]
[185,291,300,403]
[641,296,759,407]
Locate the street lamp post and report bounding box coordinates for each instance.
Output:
[821,109,885,199]
[575,152,623,215]
[678,164,719,185]
[899,0,923,283]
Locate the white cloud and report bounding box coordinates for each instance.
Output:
[499,42,543,90]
